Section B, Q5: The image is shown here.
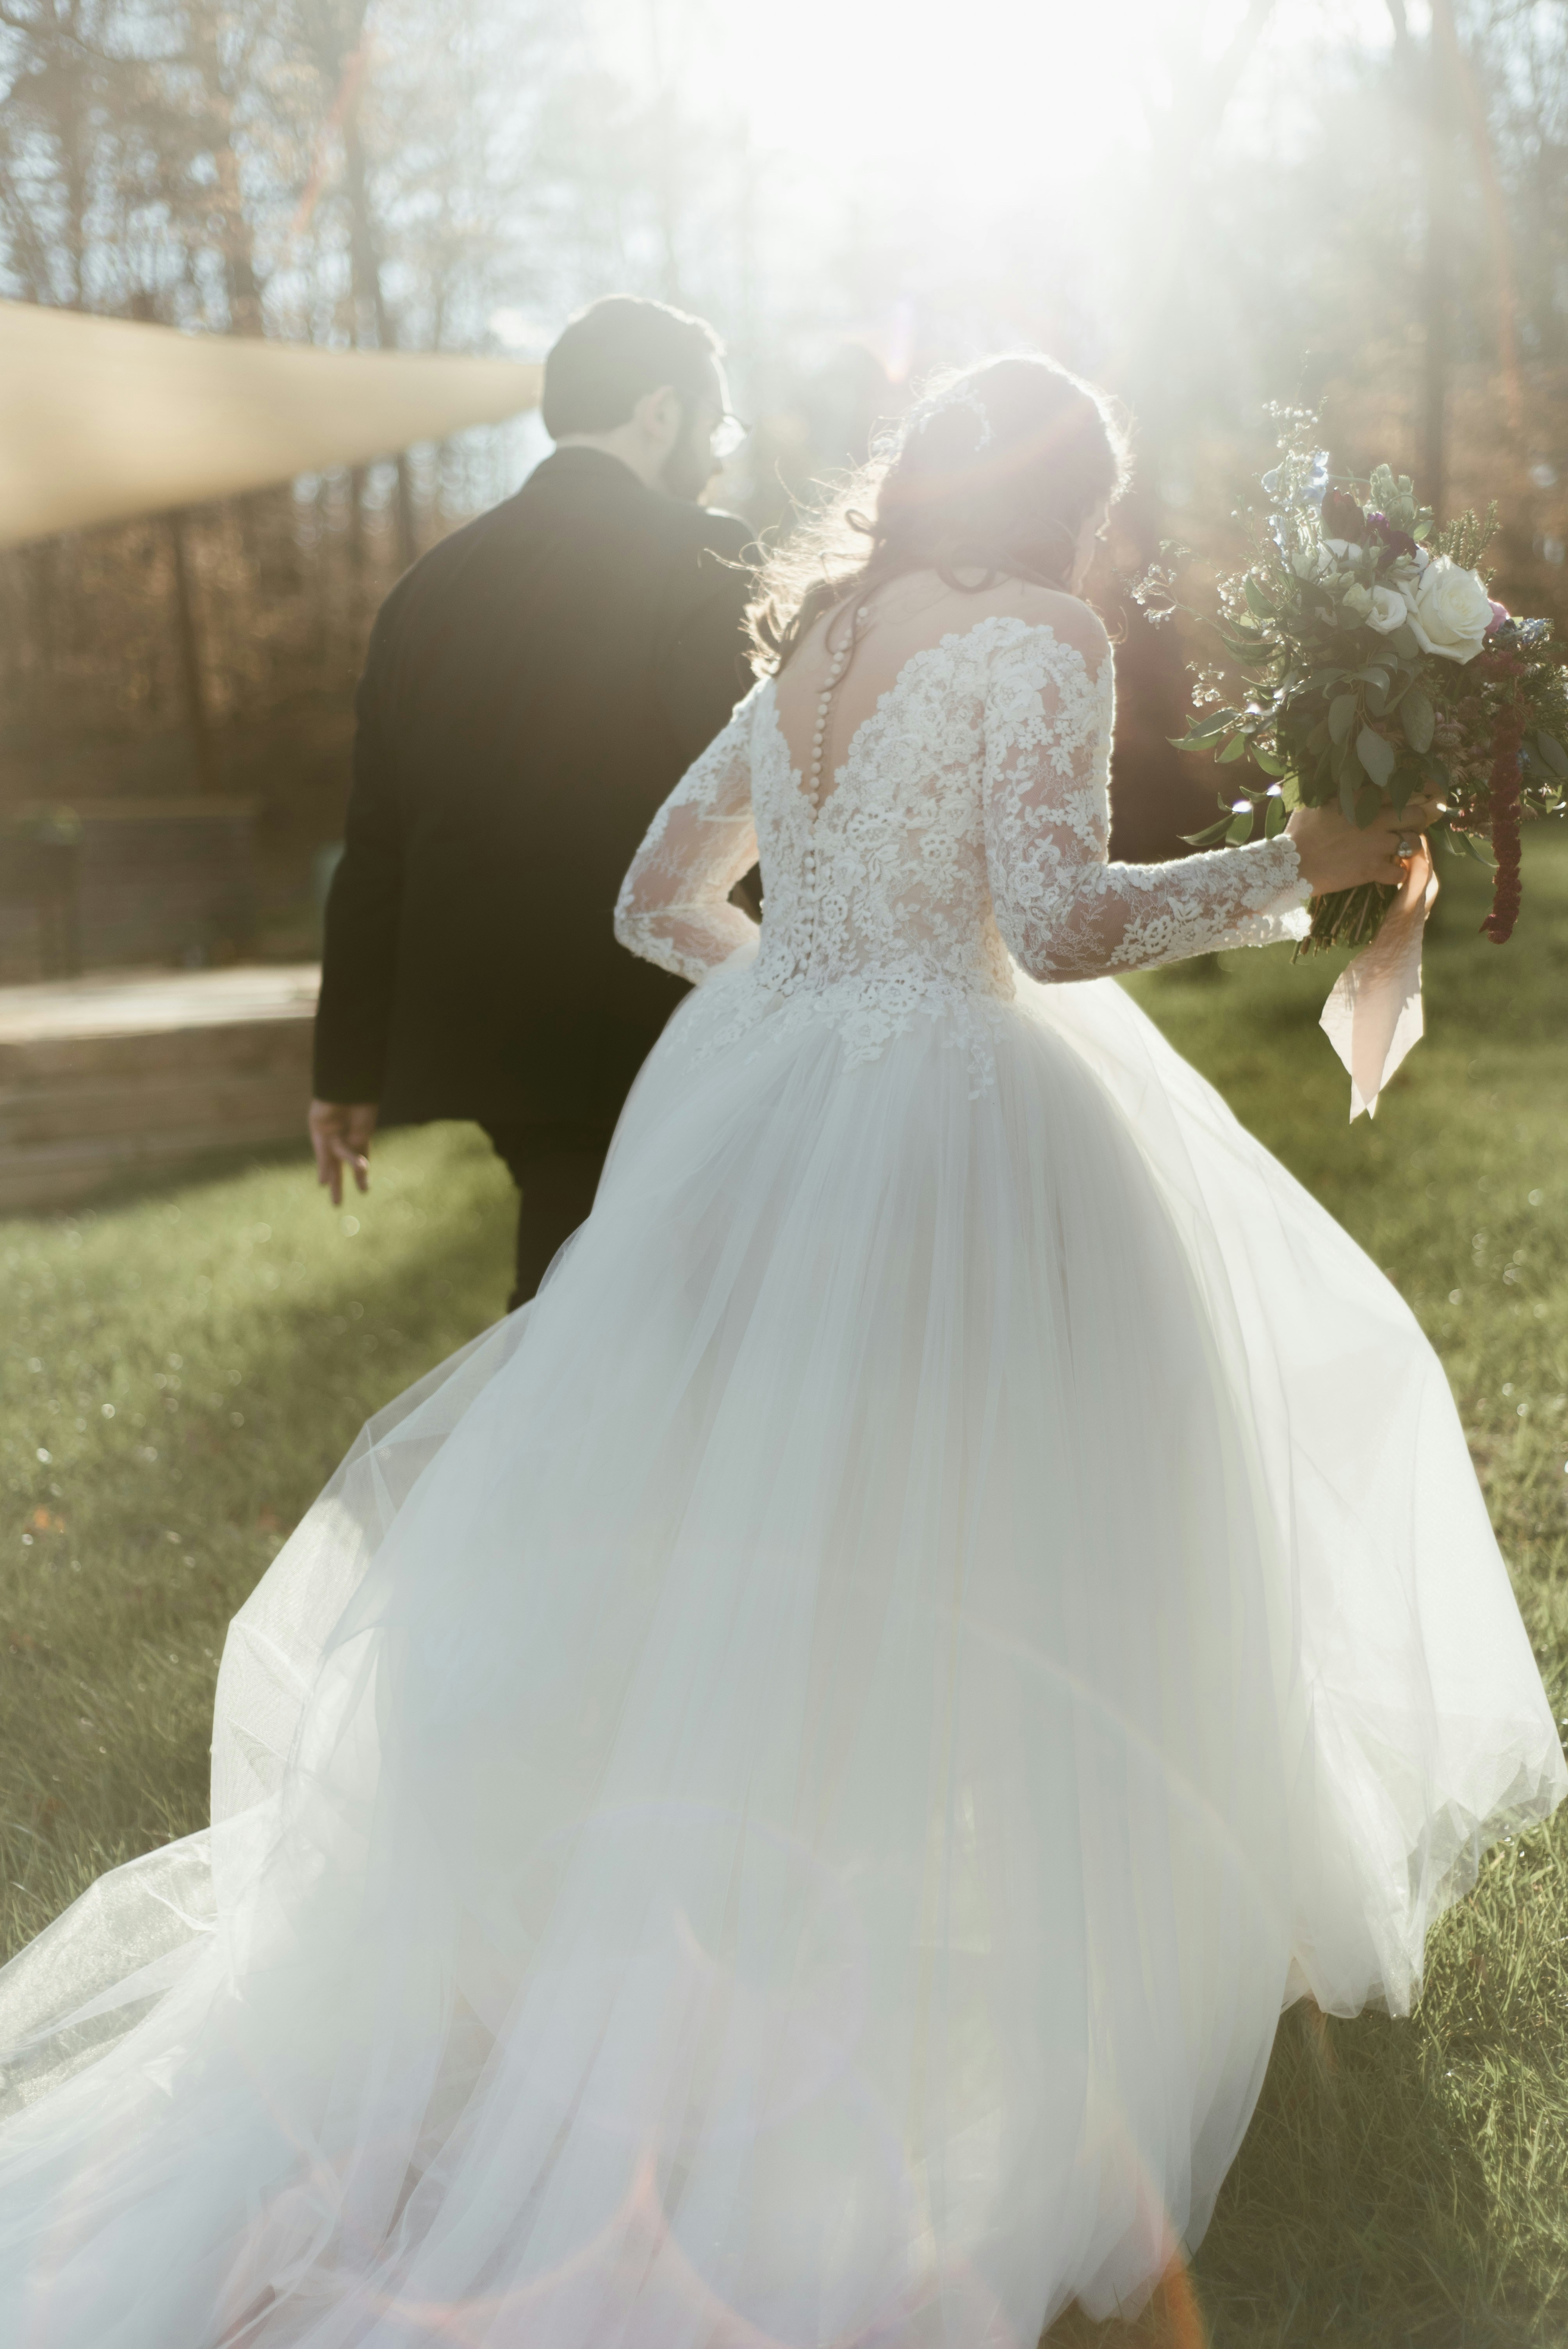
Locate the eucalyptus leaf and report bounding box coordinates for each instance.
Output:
[1243,576,1273,620]
[1264,791,1288,838]
[1217,733,1248,763]
[1402,684,1434,754]
[1182,815,1236,848]
[1356,725,1396,788]
[1251,743,1286,777]
[1354,784,1383,829]
[1226,807,1257,843]
[1328,693,1356,746]
[1183,708,1237,744]
[1339,770,1359,825]
[1536,729,1568,777]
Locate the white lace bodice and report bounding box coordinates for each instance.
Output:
[615,614,1310,1085]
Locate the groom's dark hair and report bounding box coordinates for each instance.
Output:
[542,297,723,438]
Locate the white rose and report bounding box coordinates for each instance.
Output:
[1291,542,1333,580]
[1402,556,1493,663]
[1365,585,1408,634]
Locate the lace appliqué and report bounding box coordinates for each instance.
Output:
[612,688,761,985]
[672,640,1022,1093]
[981,629,1310,984]
[679,952,1014,1098]
[617,616,1311,1097]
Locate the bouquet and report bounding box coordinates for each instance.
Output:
[1144,408,1568,956]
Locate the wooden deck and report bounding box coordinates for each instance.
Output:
[0,964,318,1212]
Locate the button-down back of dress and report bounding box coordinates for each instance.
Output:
[771,570,1110,818]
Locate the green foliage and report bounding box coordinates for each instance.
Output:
[1439,498,1503,574]
[1355,724,1395,789]
[1403,681,1436,753]
[1140,413,1568,949]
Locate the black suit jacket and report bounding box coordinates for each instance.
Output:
[313,448,753,1127]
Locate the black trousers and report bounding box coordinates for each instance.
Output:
[480,1119,617,1314]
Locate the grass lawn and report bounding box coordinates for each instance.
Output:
[3,838,1567,2347]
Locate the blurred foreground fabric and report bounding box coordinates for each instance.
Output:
[0,301,540,545]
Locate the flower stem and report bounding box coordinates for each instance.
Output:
[1481,720,1525,944]
[1294,880,1401,957]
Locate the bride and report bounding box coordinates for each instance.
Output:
[1,355,1563,2349]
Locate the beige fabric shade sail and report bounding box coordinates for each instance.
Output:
[0,300,542,547]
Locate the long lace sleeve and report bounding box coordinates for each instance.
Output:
[983,626,1311,982]
[615,689,762,984]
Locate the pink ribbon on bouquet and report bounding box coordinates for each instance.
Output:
[1318,841,1440,1121]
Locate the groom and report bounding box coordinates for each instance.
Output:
[310,297,755,1308]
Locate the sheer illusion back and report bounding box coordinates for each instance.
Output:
[615,583,1311,1085]
[769,577,1095,816]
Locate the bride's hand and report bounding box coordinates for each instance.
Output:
[1286,794,1443,894]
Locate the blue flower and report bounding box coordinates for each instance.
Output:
[1262,452,1329,508]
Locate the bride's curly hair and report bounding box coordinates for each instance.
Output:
[747,355,1132,675]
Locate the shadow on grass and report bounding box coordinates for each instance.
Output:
[1042,1983,1557,2349]
[3,1138,317,1229]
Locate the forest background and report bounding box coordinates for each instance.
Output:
[1,0,1566,940]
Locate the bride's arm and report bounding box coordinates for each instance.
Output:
[615,688,762,982]
[982,617,1314,982]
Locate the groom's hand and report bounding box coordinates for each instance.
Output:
[309,1100,378,1207]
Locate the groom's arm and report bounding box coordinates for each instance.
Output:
[313,600,406,1109]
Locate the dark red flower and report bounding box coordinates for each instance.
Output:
[1321,487,1367,542]
[1366,511,1418,561]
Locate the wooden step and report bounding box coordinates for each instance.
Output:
[0,964,318,1212]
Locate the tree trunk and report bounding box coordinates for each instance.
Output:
[342,99,417,572]
[1421,2,1457,509]
[167,515,220,796]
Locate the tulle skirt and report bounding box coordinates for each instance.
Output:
[0,959,1561,2349]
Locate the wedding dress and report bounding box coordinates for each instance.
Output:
[1,613,1562,2349]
